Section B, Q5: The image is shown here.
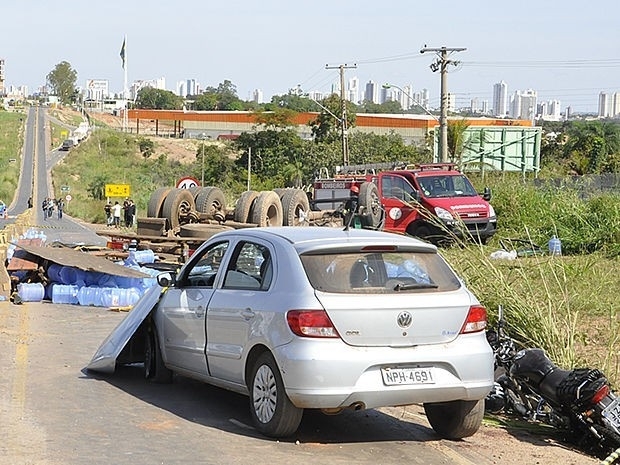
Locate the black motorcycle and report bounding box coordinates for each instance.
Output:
[485,306,620,460]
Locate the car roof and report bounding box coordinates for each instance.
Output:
[215,227,437,255]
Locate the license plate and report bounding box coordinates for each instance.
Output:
[602,396,620,428]
[381,367,435,386]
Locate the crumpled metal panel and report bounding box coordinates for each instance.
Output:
[14,243,149,278]
[86,285,163,373]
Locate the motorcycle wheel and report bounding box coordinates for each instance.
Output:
[587,423,620,460]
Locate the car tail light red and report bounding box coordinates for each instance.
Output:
[287,310,340,338]
[460,305,487,334]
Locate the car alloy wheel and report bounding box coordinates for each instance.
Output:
[253,364,277,423]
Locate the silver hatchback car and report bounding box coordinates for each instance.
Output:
[89,227,493,438]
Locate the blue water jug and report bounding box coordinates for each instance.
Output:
[548,235,562,256]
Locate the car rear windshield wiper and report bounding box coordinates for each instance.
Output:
[393,282,438,291]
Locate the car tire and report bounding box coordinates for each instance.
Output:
[281,189,310,226]
[195,187,226,219]
[234,190,259,223]
[423,399,484,439]
[162,188,195,230]
[147,187,172,218]
[144,323,173,384]
[358,182,382,228]
[250,191,283,227]
[249,352,303,438]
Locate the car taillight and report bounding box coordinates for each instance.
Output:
[592,384,611,405]
[459,305,487,334]
[287,310,340,338]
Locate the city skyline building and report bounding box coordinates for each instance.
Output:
[598,91,620,118]
[493,80,508,117]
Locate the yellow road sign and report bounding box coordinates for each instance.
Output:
[105,184,131,198]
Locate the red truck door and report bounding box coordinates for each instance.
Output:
[378,173,420,234]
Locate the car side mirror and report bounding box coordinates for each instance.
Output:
[157,272,176,288]
[482,187,491,202]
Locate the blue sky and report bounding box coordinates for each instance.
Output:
[2,0,618,112]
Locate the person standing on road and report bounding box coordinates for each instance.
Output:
[47,199,55,219]
[41,198,48,220]
[112,201,122,228]
[104,201,112,227]
[57,197,65,220]
[125,199,136,228]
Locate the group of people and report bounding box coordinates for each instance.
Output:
[41,197,65,220]
[104,198,135,228]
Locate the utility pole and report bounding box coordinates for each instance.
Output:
[420,46,466,163]
[325,63,357,166]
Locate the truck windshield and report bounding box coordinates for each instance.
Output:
[417,175,478,198]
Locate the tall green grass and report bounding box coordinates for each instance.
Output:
[443,172,620,385]
[0,110,26,205]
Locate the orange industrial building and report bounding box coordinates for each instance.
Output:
[127,109,532,146]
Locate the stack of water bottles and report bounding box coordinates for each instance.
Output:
[41,248,161,307]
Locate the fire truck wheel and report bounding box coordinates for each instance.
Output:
[358,182,382,228]
[234,190,260,223]
[251,191,283,227]
[196,187,226,219]
[162,188,195,230]
[147,187,172,218]
[281,189,310,226]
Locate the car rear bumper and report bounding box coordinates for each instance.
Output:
[273,333,493,410]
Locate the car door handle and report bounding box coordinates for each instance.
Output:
[241,308,255,320]
[195,305,205,317]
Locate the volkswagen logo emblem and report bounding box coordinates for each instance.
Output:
[397,311,412,328]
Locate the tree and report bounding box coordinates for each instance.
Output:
[195,80,245,111]
[309,94,356,143]
[134,87,183,110]
[266,92,319,112]
[46,61,78,105]
[563,121,620,174]
[252,108,298,130]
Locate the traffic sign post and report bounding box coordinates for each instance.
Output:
[176,177,200,189]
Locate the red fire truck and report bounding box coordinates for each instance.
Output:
[311,162,497,244]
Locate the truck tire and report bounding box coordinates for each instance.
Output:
[273,188,287,198]
[162,188,195,230]
[358,182,382,228]
[234,190,259,223]
[195,187,226,219]
[281,189,310,226]
[250,191,283,227]
[147,187,172,218]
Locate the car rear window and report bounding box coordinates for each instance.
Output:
[300,251,461,294]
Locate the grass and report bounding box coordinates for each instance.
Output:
[0,109,26,205]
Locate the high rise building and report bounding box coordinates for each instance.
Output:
[493,81,508,117]
[364,80,378,104]
[252,88,263,104]
[510,89,537,121]
[348,77,360,104]
[598,91,620,118]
